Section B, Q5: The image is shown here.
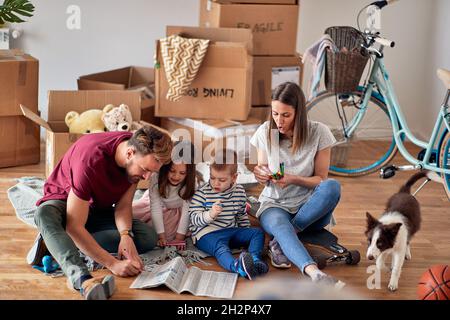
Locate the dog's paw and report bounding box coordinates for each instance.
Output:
[388,279,399,292]
[405,252,411,260]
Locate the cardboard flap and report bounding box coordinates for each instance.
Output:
[78,79,126,90]
[79,67,131,85]
[47,90,142,122]
[129,67,154,86]
[166,26,253,54]
[0,49,36,63]
[0,49,24,60]
[20,104,52,132]
[78,66,154,89]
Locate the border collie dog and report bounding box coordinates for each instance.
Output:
[365,171,437,291]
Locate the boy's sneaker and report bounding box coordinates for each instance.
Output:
[268,239,291,269]
[252,256,269,276]
[313,273,346,290]
[27,233,49,265]
[79,275,116,300]
[233,251,257,280]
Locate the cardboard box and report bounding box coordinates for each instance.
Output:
[161,117,261,163]
[77,66,158,124]
[20,90,142,177]
[200,0,299,56]
[0,50,39,116]
[252,54,303,106]
[156,26,253,121]
[249,106,271,122]
[0,115,40,168]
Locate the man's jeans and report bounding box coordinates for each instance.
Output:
[34,200,157,289]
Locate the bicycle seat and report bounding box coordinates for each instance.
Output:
[437,68,450,89]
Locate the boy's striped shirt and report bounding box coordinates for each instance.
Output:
[189,183,250,242]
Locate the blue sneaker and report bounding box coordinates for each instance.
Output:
[233,251,257,280]
[252,255,269,276]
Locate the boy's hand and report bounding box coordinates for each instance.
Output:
[209,200,223,219]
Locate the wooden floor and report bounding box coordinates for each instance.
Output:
[0,144,449,300]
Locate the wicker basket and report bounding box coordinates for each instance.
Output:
[325,26,369,93]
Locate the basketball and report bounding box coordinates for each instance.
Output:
[416,265,449,300]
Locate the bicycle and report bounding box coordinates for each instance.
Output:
[306,0,450,199]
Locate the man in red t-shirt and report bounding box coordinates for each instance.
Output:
[27,126,173,300]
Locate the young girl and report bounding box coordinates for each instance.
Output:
[132,141,197,248]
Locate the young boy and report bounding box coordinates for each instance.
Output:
[189,149,268,280]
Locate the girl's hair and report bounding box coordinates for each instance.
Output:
[269,82,309,153]
[158,140,196,200]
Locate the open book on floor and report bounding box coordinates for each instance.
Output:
[130,256,238,299]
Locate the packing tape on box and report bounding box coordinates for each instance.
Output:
[18,61,27,86]
[0,50,28,86]
[257,79,266,105]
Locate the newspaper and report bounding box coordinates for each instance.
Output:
[130,256,238,299]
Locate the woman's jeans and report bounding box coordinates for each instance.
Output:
[259,179,341,273]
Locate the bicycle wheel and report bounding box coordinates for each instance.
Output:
[438,130,450,200]
[307,90,398,176]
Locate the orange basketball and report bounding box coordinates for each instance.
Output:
[417,265,449,300]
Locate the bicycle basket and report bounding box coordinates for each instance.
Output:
[325,26,369,93]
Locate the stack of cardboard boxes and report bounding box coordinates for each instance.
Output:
[0,50,40,168]
[199,0,303,110]
[156,0,302,164]
[156,26,259,163]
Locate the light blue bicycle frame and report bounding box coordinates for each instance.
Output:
[344,54,450,175]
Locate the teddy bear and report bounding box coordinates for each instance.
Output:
[65,108,107,134]
[102,104,133,132]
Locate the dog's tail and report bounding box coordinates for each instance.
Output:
[399,171,442,194]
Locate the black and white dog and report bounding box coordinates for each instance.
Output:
[365,171,439,291]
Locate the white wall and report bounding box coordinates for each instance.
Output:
[298,0,439,140]
[424,0,450,140]
[12,0,199,121]
[10,0,447,139]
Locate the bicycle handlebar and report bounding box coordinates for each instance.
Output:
[375,37,395,48]
[370,0,399,9]
[362,0,398,50]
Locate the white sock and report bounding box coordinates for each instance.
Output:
[308,268,327,282]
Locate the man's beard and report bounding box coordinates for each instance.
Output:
[127,175,141,184]
[125,160,141,184]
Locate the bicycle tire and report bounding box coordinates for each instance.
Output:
[307,89,398,177]
[438,130,450,200]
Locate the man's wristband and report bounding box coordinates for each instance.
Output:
[119,229,135,239]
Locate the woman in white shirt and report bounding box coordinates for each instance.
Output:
[250,82,344,288]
